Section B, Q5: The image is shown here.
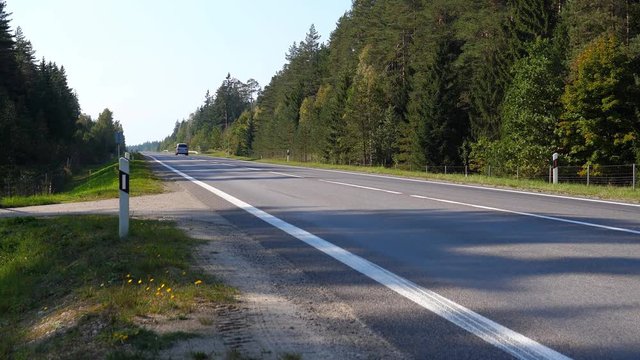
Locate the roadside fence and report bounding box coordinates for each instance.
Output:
[553,164,636,187]
[423,164,637,189]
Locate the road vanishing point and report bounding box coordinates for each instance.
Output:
[147,152,640,360]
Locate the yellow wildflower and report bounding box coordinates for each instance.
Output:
[160,283,165,288]
[194,280,202,285]
[166,288,172,293]
[126,274,131,278]
[127,279,132,284]
[170,295,175,299]
[137,279,142,284]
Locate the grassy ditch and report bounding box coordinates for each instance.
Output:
[0,215,236,359]
[1,158,164,208]
[202,152,640,203]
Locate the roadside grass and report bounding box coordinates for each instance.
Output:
[0,215,237,359]
[204,150,256,162]
[0,158,164,208]
[202,153,640,203]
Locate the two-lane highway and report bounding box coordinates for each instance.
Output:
[147,152,640,359]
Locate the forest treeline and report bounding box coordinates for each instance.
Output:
[163,0,640,175]
[1,1,122,193]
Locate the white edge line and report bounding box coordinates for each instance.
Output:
[320,179,402,195]
[222,157,640,208]
[409,195,640,235]
[149,155,571,360]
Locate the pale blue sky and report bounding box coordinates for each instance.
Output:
[5,0,352,145]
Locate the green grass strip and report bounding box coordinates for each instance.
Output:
[0,216,236,359]
[1,158,164,208]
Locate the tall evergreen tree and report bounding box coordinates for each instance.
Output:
[0,1,18,95]
[507,0,556,57]
[408,34,466,167]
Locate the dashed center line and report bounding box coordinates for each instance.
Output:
[269,171,303,178]
[319,179,402,195]
[213,163,234,166]
[164,157,639,235]
[409,195,640,235]
[317,177,638,235]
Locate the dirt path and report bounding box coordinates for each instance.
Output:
[1,180,407,359]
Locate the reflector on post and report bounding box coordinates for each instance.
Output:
[119,157,130,238]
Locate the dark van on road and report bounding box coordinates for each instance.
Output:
[175,143,188,156]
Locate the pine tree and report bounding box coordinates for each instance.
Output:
[0,1,18,95]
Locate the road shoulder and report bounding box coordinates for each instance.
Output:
[2,162,407,359]
[145,168,407,359]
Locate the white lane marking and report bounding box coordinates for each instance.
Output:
[149,155,571,360]
[269,171,302,178]
[410,195,640,235]
[226,158,639,208]
[183,168,231,172]
[320,179,402,195]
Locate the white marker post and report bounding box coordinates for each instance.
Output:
[119,156,130,238]
[552,152,559,185]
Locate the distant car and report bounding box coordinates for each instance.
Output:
[175,143,189,156]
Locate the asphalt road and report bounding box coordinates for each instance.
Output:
[147,152,640,360]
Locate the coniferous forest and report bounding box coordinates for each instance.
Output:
[1,1,122,195]
[161,0,640,177]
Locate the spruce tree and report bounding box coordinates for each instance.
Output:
[506,0,556,57]
[408,34,466,167]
